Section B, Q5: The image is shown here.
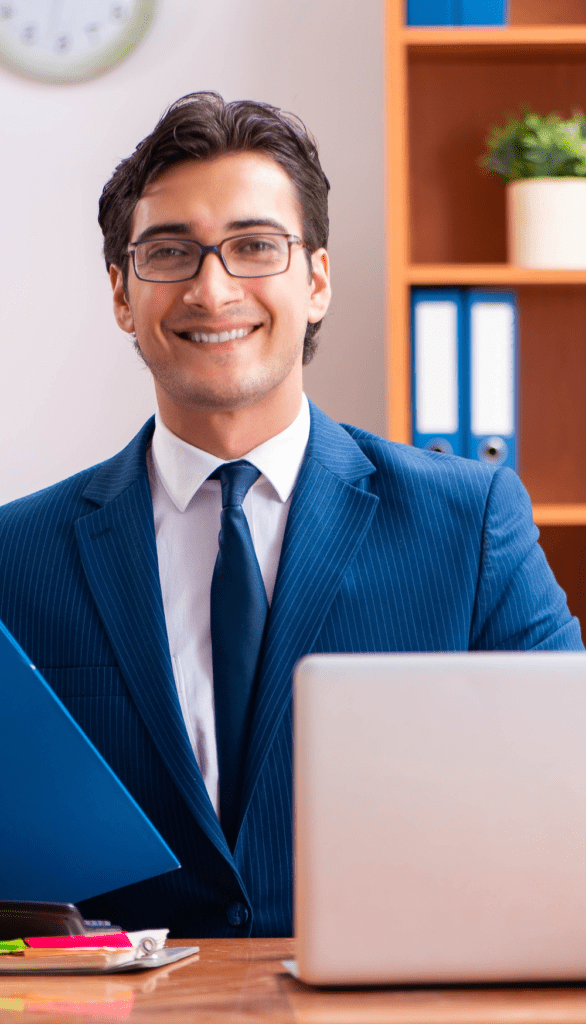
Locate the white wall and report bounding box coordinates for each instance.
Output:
[0,0,385,504]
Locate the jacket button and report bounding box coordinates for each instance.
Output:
[227,902,249,927]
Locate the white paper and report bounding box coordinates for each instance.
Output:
[415,301,458,435]
[471,302,515,437]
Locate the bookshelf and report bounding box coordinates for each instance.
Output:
[385,0,586,628]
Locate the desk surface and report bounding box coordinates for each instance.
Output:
[2,939,586,1023]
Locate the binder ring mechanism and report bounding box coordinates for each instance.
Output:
[478,436,508,465]
[424,438,454,455]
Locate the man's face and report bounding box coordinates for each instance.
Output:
[110,152,331,423]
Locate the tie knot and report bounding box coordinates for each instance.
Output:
[212,460,261,508]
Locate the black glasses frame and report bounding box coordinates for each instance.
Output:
[127,232,307,282]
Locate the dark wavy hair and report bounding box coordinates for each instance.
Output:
[98,91,330,364]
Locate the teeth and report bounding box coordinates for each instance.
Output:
[188,327,255,343]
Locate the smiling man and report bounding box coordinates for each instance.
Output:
[110,151,329,456]
[0,92,582,939]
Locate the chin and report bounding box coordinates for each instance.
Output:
[165,376,278,413]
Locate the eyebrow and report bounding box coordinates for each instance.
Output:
[226,218,289,233]
[132,222,192,245]
[131,218,290,245]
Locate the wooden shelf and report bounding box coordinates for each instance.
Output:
[404,25,586,56]
[408,264,586,285]
[386,3,586,625]
[533,505,586,526]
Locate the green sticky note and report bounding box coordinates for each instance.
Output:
[0,997,25,1010]
[0,939,25,954]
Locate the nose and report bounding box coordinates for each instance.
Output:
[181,251,245,310]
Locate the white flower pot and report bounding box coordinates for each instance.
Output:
[506,178,586,269]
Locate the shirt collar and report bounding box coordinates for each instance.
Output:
[151,394,310,513]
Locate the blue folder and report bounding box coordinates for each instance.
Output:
[464,290,517,472]
[459,0,507,24]
[0,618,180,903]
[406,0,506,24]
[411,288,466,457]
[406,0,456,25]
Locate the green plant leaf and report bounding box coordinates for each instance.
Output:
[479,109,586,181]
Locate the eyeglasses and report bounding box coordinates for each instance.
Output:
[127,232,307,282]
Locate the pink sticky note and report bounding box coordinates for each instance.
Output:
[25,932,132,949]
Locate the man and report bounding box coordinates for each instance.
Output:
[0,92,582,938]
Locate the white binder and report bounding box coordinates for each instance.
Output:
[465,291,517,471]
[411,288,466,457]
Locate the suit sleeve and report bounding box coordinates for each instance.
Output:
[469,467,584,651]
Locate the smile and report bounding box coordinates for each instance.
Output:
[176,325,262,344]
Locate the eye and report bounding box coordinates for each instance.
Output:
[234,236,280,254]
[144,242,193,261]
[225,235,289,267]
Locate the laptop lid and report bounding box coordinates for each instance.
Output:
[293,652,586,985]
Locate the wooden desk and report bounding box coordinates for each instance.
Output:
[2,939,586,1023]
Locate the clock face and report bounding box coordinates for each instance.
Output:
[0,0,156,83]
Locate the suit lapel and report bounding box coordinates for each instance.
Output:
[239,404,379,819]
[75,409,380,859]
[75,420,231,861]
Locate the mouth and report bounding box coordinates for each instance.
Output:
[174,324,262,344]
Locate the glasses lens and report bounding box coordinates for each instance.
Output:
[222,234,289,277]
[134,239,201,281]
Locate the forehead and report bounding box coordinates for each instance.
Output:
[130,151,303,240]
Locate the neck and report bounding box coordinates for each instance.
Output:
[156,389,304,459]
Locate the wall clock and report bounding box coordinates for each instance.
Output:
[0,1,157,84]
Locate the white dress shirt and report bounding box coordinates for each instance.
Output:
[147,394,310,814]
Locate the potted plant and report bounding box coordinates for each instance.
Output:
[480,109,586,268]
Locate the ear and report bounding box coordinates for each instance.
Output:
[110,264,136,334]
[307,248,332,323]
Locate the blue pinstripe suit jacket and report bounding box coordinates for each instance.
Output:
[0,402,582,937]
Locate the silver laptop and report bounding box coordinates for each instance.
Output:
[292,652,586,986]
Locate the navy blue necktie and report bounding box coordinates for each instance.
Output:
[210,460,269,848]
